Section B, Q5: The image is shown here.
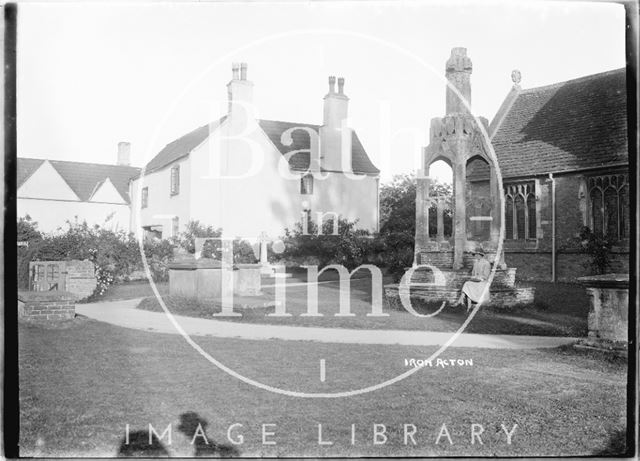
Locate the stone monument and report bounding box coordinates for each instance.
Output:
[416,47,502,269]
[386,47,534,308]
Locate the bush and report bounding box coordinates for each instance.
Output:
[275,214,416,281]
[576,226,615,275]
[278,218,373,270]
[378,231,415,282]
[17,216,43,289]
[176,220,222,258]
[233,239,258,264]
[142,239,175,282]
[175,220,258,264]
[17,217,177,296]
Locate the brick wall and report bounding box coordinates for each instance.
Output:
[553,175,585,243]
[65,259,97,300]
[505,250,629,282]
[496,173,629,282]
[419,251,454,268]
[18,291,76,320]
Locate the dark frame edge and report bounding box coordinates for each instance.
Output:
[3,2,19,459]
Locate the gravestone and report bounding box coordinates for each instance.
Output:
[576,274,628,354]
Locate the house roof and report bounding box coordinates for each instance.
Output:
[17,157,141,203]
[142,117,380,175]
[144,116,228,174]
[259,119,379,175]
[487,68,628,179]
[17,158,45,187]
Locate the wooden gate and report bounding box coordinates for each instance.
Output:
[29,261,67,292]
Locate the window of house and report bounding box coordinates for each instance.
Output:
[141,187,148,208]
[170,166,180,196]
[300,174,314,195]
[587,174,628,241]
[172,217,179,238]
[504,182,536,240]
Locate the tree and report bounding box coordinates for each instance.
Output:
[17,215,42,243]
[379,173,416,235]
[379,173,453,237]
[176,220,222,257]
[378,174,453,281]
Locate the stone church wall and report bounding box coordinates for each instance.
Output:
[505,250,629,282]
[472,173,629,282]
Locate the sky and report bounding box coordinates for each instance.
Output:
[17,1,626,183]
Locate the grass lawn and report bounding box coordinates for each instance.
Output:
[134,279,589,336]
[19,318,627,457]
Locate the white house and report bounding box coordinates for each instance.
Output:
[17,143,140,233]
[130,63,380,241]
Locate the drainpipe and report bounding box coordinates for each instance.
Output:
[549,173,556,282]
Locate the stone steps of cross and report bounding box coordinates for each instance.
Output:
[383,284,536,309]
[408,267,517,289]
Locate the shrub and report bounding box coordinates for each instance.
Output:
[17,216,44,289]
[142,239,175,282]
[278,218,373,270]
[176,220,222,258]
[576,226,615,275]
[233,239,258,264]
[175,220,258,263]
[378,231,415,282]
[17,217,178,295]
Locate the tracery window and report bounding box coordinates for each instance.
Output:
[587,174,628,242]
[504,182,536,240]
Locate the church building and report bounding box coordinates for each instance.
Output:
[470,67,629,281]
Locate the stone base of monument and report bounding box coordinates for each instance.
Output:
[383,260,535,309]
[574,274,629,356]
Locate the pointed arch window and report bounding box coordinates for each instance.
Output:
[587,174,628,241]
[504,182,536,240]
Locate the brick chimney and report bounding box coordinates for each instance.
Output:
[320,76,352,172]
[445,47,472,115]
[117,142,131,166]
[227,62,254,114]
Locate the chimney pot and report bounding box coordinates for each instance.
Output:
[232,63,240,80]
[117,142,131,166]
[240,63,247,80]
[328,76,336,94]
[337,77,345,94]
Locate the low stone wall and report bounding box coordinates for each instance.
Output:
[18,291,76,321]
[384,265,534,309]
[409,266,517,289]
[384,284,534,309]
